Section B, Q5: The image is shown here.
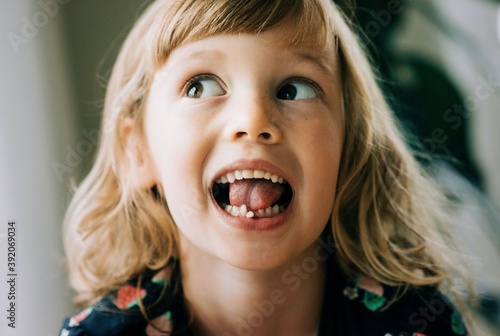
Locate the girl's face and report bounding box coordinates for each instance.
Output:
[144,24,344,271]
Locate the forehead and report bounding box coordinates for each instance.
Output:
[160,23,338,75]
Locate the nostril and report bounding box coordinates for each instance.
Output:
[232,130,276,141]
[261,132,271,140]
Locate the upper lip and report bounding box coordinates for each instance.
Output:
[210,159,294,189]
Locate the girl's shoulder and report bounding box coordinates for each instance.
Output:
[59,263,188,336]
[321,264,469,336]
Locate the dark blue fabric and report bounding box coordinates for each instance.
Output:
[318,256,467,336]
[60,256,467,336]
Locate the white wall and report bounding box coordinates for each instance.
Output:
[0,0,76,334]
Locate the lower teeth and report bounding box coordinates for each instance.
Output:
[223,204,285,218]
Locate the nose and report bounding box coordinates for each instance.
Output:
[223,94,283,144]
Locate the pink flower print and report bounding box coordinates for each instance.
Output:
[146,311,174,336]
[115,285,147,309]
[357,275,384,296]
[152,265,173,286]
[68,307,93,327]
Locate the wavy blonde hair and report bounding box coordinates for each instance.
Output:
[64,0,471,317]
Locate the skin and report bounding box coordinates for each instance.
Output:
[136,24,345,335]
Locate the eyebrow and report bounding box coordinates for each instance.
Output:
[183,49,226,63]
[293,51,336,76]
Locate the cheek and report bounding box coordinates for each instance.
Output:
[146,115,213,227]
[297,118,343,213]
[148,113,200,181]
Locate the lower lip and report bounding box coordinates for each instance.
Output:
[211,197,294,231]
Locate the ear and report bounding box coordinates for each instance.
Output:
[121,117,158,189]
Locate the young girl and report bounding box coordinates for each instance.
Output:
[60,0,475,335]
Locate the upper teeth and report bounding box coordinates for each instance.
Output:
[215,170,285,184]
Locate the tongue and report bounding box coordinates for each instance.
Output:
[229,179,285,211]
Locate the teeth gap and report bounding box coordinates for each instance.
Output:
[221,204,286,218]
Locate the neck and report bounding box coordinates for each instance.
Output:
[179,238,326,336]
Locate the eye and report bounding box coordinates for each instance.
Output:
[276,79,319,100]
[185,75,225,98]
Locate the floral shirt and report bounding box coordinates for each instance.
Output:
[59,258,468,336]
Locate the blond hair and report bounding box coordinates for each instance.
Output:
[64,0,471,317]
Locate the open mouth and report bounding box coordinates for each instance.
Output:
[212,169,293,218]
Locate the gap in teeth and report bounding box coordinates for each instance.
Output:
[223,203,285,218]
[215,170,285,184]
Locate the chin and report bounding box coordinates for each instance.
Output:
[213,237,303,273]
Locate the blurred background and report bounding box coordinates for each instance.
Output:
[0,0,499,334]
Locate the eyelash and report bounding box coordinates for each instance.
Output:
[182,74,221,94]
[279,77,323,97]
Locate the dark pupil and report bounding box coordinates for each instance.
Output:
[188,82,203,98]
[277,85,297,100]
